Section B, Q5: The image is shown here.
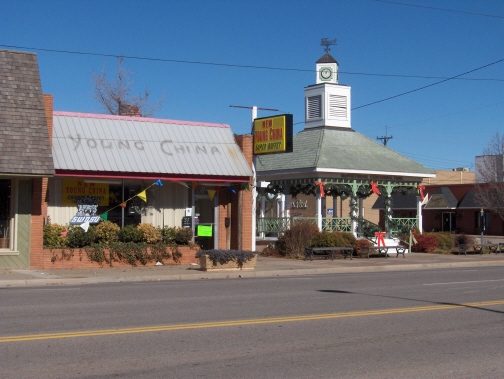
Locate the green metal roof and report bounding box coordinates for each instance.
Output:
[256,127,434,180]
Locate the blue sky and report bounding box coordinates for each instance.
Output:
[1,0,503,171]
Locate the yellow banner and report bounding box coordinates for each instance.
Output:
[62,179,110,206]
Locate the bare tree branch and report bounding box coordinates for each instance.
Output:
[474,132,504,220]
[92,57,164,117]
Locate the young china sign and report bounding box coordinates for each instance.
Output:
[253,114,293,155]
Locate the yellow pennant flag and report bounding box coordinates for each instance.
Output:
[207,189,216,201]
[137,190,147,202]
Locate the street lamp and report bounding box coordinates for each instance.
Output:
[480,208,485,244]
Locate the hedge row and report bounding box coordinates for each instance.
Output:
[44,221,193,248]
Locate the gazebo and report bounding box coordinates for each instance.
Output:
[256,47,434,238]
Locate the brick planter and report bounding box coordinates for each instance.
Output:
[198,254,257,271]
[33,245,200,269]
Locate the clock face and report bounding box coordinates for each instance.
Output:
[320,67,332,80]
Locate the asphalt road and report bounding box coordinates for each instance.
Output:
[1,267,504,378]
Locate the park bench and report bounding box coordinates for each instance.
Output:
[359,245,406,259]
[304,247,354,261]
[457,243,503,256]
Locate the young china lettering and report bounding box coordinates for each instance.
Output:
[68,134,221,155]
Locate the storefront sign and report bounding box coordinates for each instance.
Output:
[290,200,308,209]
[62,179,109,206]
[69,196,101,225]
[253,114,293,155]
[197,224,213,237]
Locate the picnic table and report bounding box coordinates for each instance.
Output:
[457,243,503,256]
[304,247,354,261]
[359,245,406,259]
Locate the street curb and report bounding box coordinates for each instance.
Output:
[2,260,504,287]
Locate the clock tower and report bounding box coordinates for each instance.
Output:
[305,38,351,129]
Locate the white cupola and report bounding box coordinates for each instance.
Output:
[305,40,351,129]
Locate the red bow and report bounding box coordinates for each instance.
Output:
[375,232,386,247]
[315,181,325,198]
[417,185,425,200]
[370,182,381,195]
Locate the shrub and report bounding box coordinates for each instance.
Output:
[175,227,193,245]
[354,238,373,254]
[429,232,454,250]
[332,231,357,247]
[66,225,96,248]
[359,220,382,238]
[118,224,143,243]
[160,226,177,243]
[148,242,172,263]
[196,249,255,268]
[454,234,474,246]
[43,223,68,248]
[110,242,149,266]
[412,233,439,253]
[310,231,339,247]
[275,222,320,259]
[137,223,162,244]
[93,221,120,246]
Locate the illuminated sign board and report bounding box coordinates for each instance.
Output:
[62,179,110,206]
[253,114,293,155]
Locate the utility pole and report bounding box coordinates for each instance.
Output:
[230,105,279,252]
[377,126,393,146]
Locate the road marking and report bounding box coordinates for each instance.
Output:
[1,300,503,343]
[424,279,504,286]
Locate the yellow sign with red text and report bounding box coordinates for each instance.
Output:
[62,179,110,206]
[253,114,293,155]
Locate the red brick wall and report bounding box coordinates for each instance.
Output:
[234,134,253,251]
[30,94,54,269]
[36,246,200,269]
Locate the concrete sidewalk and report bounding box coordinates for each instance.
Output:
[2,252,504,287]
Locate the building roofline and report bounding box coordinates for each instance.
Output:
[53,111,231,128]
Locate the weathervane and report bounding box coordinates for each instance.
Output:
[320,38,337,52]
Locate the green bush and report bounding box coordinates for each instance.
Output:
[332,231,356,247]
[149,243,173,263]
[110,241,149,266]
[43,223,68,248]
[160,226,177,243]
[93,221,120,246]
[428,232,454,250]
[66,226,96,248]
[310,231,339,247]
[118,224,143,243]
[275,221,320,259]
[175,227,192,245]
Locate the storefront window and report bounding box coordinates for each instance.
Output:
[96,183,142,227]
[0,179,11,249]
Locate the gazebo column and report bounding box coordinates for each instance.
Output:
[382,182,394,238]
[358,197,364,235]
[417,196,423,233]
[350,195,358,237]
[384,194,393,237]
[316,192,322,231]
[284,194,290,218]
[259,195,266,239]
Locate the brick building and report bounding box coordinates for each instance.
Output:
[0,48,254,269]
